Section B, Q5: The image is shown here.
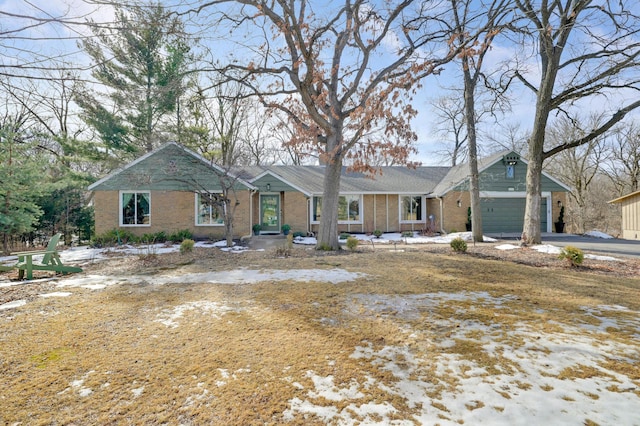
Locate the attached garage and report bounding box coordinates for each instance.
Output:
[481,194,550,234]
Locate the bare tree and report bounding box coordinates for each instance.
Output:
[602,121,640,196]
[0,1,122,84]
[511,1,640,244]
[182,80,275,166]
[186,0,463,249]
[448,0,512,242]
[544,115,606,234]
[430,94,468,166]
[485,122,529,154]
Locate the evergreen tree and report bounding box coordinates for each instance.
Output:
[0,123,46,254]
[78,2,191,158]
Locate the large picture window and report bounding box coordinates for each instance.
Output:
[400,195,423,222]
[121,191,150,225]
[196,193,225,225]
[312,195,362,223]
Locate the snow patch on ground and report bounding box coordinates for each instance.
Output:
[0,300,27,310]
[285,292,640,425]
[155,301,240,328]
[39,292,72,298]
[584,230,614,239]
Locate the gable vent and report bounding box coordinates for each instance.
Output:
[502,154,520,165]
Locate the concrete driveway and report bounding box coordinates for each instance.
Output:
[489,233,640,259]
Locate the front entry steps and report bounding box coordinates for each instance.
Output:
[247,234,287,250]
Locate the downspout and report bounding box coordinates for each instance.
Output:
[436,195,445,234]
[307,196,311,235]
[242,190,256,242]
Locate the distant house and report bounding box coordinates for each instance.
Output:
[88,143,569,240]
[608,190,640,240]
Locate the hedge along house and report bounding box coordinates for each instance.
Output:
[608,190,640,240]
[88,143,569,240]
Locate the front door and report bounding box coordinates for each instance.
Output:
[260,194,280,233]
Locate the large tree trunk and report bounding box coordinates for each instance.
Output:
[522,147,543,244]
[317,159,342,250]
[317,136,343,250]
[522,80,550,245]
[521,29,559,245]
[462,66,483,243]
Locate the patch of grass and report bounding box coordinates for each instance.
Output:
[579,390,600,400]
[557,365,613,381]
[31,347,73,368]
[465,400,485,411]
[1,249,639,424]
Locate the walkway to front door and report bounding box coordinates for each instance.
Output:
[260,194,280,233]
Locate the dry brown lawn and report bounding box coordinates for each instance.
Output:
[1,243,639,425]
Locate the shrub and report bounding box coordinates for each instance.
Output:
[293,231,306,238]
[274,234,294,257]
[401,231,414,238]
[180,238,195,254]
[559,245,584,267]
[140,231,167,244]
[373,229,383,238]
[137,244,158,259]
[339,232,351,240]
[169,229,193,243]
[346,236,358,251]
[92,229,138,247]
[450,237,467,253]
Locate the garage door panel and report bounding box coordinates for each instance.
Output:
[481,198,547,233]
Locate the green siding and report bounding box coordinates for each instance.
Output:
[481,197,547,233]
[455,160,566,192]
[91,144,250,192]
[252,175,299,193]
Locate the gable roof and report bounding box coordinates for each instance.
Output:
[431,150,571,195]
[608,190,640,204]
[88,142,256,191]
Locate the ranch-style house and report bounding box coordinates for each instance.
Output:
[88,143,569,240]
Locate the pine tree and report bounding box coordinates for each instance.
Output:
[78,2,191,158]
[0,123,46,253]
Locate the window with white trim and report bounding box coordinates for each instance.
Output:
[312,195,362,223]
[400,195,423,222]
[121,191,150,226]
[196,193,225,225]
